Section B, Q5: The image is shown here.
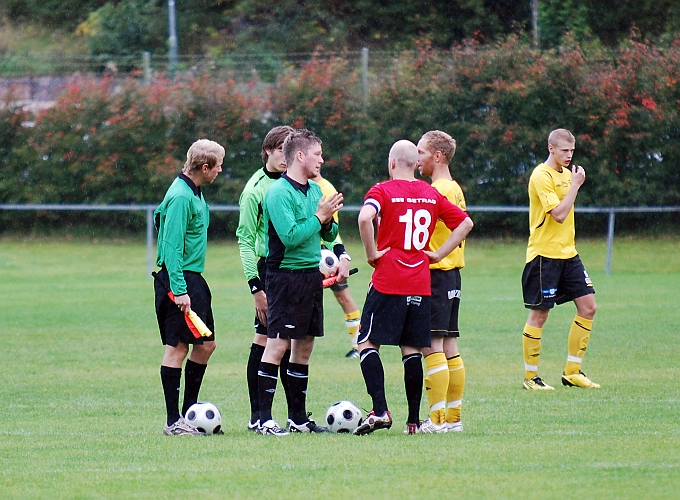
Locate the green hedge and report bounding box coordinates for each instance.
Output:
[2,38,679,235]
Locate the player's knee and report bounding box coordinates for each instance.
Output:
[528,309,549,328]
[194,340,216,359]
[205,341,217,355]
[253,333,268,347]
[263,338,290,362]
[579,301,596,319]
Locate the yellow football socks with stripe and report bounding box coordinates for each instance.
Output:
[523,324,543,380]
[446,354,465,425]
[564,315,593,375]
[424,352,448,425]
[344,310,361,350]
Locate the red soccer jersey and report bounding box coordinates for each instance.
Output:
[364,179,468,296]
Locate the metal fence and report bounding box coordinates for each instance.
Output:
[1,204,679,276]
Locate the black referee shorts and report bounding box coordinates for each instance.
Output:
[430,268,461,338]
[522,254,595,310]
[357,285,431,348]
[154,267,215,346]
[266,268,324,340]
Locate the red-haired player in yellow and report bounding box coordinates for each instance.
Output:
[416,130,468,433]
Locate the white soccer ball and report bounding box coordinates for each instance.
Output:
[185,402,222,435]
[325,400,363,433]
[319,249,339,278]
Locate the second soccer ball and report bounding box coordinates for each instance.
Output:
[325,400,363,433]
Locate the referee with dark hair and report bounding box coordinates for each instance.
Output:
[154,139,224,435]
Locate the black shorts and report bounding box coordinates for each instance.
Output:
[430,269,461,338]
[254,257,267,335]
[266,268,324,340]
[522,255,595,310]
[154,267,215,347]
[357,285,431,348]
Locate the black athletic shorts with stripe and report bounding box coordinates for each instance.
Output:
[522,254,595,310]
[357,285,431,348]
[266,268,324,340]
[154,266,215,346]
[430,268,461,338]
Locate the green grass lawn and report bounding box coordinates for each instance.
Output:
[1,236,679,499]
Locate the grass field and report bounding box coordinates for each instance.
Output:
[1,236,679,499]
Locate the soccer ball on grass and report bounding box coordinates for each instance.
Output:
[319,249,339,278]
[185,402,222,435]
[325,400,363,433]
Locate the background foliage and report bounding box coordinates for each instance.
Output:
[3,0,680,56]
[1,37,679,235]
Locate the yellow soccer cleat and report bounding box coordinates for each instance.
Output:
[561,371,601,389]
[523,376,555,390]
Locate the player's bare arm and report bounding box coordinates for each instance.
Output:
[549,165,585,224]
[316,192,344,224]
[424,217,474,263]
[358,204,390,268]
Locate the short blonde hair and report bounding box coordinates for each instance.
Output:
[421,130,457,164]
[548,128,575,147]
[183,139,225,174]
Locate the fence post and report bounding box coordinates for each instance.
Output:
[143,52,151,86]
[605,209,615,275]
[147,207,154,278]
[167,0,179,72]
[361,47,369,113]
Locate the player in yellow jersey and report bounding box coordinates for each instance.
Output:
[415,130,468,433]
[522,128,599,391]
[310,173,362,358]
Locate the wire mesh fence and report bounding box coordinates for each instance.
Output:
[2,203,678,277]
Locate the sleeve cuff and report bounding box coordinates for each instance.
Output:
[248,277,264,294]
[316,215,334,232]
[332,243,347,258]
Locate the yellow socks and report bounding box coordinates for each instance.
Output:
[344,310,360,349]
[424,352,448,425]
[523,324,543,379]
[446,354,465,424]
[565,315,593,375]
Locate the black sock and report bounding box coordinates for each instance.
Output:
[181,359,207,416]
[160,365,182,426]
[247,343,265,422]
[280,349,292,416]
[258,361,279,423]
[286,362,309,424]
[360,349,388,415]
[403,353,423,424]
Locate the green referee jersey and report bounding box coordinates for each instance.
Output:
[236,167,282,287]
[264,174,338,270]
[154,174,210,295]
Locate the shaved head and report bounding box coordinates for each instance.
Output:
[389,140,418,170]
